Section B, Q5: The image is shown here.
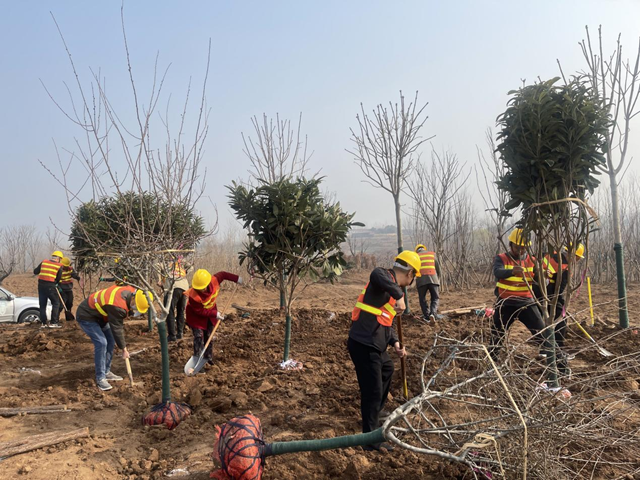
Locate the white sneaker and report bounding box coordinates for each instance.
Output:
[105,371,123,381]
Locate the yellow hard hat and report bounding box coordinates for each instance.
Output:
[394,250,422,277]
[61,257,71,267]
[415,244,427,252]
[135,290,153,314]
[52,250,63,259]
[507,229,531,247]
[575,243,585,258]
[192,269,212,290]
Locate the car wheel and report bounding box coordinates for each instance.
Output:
[18,309,40,324]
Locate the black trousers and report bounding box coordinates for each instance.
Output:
[191,323,214,360]
[417,283,440,318]
[38,283,60,325]
[490,301,546,358]
[58,288,74,321]
[348,337,394,434]
[547,300,566,349]
[165,288,186,339]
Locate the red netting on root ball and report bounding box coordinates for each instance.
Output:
[142,401,192,430]
[210,414,265,480]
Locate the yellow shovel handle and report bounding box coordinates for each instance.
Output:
[587,277,595,326]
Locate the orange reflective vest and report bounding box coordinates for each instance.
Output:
[185,277,220,310]
[60,266,74,285]
[38,259,62,283]
[88,285,133,318]
[542,254,568,284]
[352,281,398,327]
[172,262,187,278]
[418,251,437,276]
[496,253,535,299]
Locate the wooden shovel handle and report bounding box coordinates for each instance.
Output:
[397,315,409,399]
[125,358,134,387]
[200,284,239,355]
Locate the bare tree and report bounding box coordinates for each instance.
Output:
[40,9,214,429]
[242,112,311,183]
[578,25,640,328]
[349,91,432,255]
[409,147,469,287]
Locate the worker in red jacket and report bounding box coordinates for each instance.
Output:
[185,269,243,365]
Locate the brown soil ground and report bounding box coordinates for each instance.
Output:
[1,272,639,479]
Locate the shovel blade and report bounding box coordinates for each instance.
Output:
[184,355,207,376]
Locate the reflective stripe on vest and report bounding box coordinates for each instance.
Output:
[172,262,187,278]
[351,275,398,327]
[186,277,220,309]
[418,251,436,276]
[88,286,130,317]
[496,253,535,299]
[38,259,62,282]
[542,255,568,284]
[60,267,74,284]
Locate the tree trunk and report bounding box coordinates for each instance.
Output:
[609,170,630,328]
[393,194,411,314]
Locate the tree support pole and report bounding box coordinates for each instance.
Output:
[283,314,292,362]
[614,243,629,328]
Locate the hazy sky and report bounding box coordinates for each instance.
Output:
[2,1,640,240]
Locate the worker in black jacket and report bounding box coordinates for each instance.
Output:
[348,250,420,452]
[76,285,151,391]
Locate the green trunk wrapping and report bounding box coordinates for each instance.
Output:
[157,321,171,403]
[283,314,292,362]
[264,428,385,457]
[148,313,154,332]
[614,243,629,329]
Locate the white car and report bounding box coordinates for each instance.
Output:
[0,286,52,323]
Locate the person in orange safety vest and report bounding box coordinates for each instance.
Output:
[414,244,441,323]
[33,250,64,327]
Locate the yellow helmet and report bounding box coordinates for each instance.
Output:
[394,250,422,277]
[135,290,153,314]
[52,250,63,259]
[192,269,212,290]
[61,257,71,267]
[415,244,427,252]
[574,243,585,258]
[507,228,531,247]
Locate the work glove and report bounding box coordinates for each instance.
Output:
[216,312,225,321]
[237,277,244,285]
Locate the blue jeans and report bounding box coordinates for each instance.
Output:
[78,320,115,382]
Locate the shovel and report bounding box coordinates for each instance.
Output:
[125,358,144,387]
[55,288,75,321]
[184,284,238,376]
[566,312,614,357]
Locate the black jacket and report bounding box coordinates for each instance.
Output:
[348,267,403,352]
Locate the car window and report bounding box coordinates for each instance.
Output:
[0,290,10,301]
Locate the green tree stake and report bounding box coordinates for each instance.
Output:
[157,320,171,402]
[614,243,629,328]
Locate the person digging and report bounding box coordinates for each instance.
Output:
[348,251,419,452]
[185,269,242,369]
[537,243,586,356]
[76,285,152,391]
[489,229,569,376]
[33,250,64,327]
[57,257,81,321]
[159,259,189,342]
